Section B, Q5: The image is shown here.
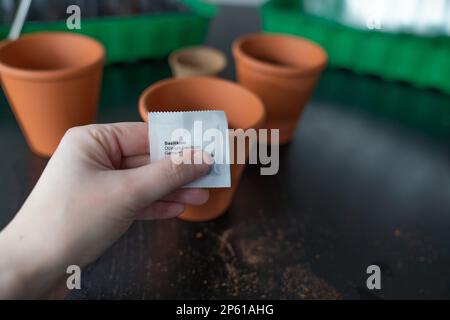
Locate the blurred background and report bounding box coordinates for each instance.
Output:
[2,0,449,95]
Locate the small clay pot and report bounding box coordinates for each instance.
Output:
[233,33,327,144]
[169,46,227,78]
[0,32,105,157]
[139,77,265,222]
[0,39,10,50]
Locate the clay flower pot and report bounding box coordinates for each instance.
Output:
[0,32,105,157]
[139,77,265,221]
[169,46,227,78]
[233,33,327,144]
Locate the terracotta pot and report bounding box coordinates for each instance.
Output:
[233,33,327,144]
[169,46,227,78]
[139,77,265,221]
[0,39,10,86]
[0,39,10,50]
[0,32,104,157]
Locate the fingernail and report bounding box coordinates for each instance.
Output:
[202,151,214,165]
[193,150,212,174]
[168,203,185,216]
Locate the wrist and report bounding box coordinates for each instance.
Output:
[0,210,68,299]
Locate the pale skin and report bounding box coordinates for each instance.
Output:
[0,122,212,299]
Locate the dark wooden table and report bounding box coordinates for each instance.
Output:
[1,6,450,299]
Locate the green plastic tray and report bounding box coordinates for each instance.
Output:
[261,0,450,95]
[316,70,450,140]
[0,0,217,64]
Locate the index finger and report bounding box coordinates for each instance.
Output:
[97,122,149,157]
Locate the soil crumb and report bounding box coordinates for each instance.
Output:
[208,227,341,299]
[281,265,342,300]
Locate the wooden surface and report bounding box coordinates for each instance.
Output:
[1,6,450,299]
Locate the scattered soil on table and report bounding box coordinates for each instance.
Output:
[392,228,438,264]
[281,265,342,299]
[207,226,342,299]
[237,231,284,266]
[215,229,240,297]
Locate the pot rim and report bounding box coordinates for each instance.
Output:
[0,32,105,81]
[138,76,266,130]
[232,32,328,78]
[168,46,227,74]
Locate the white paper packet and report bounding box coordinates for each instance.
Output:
[148,111,231,188]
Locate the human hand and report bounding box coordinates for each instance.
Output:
[0,122,211,299]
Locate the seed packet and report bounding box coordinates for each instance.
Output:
[148,110,231,188]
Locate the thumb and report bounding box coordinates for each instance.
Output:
[120,149,212,209]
